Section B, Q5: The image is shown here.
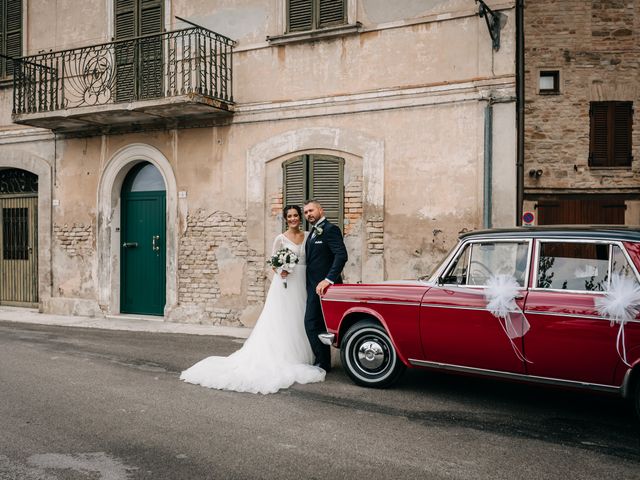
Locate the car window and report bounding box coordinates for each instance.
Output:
[467,242,529,287]
[536,242,609,292]
[441,241,529,287]
[441,243,471,285]
[611,245,640,287]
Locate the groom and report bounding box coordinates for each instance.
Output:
[303,199,348,372]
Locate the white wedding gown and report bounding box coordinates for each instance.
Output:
[180,232,325,394]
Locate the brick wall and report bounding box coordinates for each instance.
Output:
[54,223,92,257]
[524,0,640,193]
[178,210,264,326]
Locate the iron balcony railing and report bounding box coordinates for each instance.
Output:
[12,26,234,115]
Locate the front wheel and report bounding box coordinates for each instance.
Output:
[340,320,405,388]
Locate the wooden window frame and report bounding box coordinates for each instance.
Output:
[287,0,346,33]
[589,101,633,168]
[538,70,560,94]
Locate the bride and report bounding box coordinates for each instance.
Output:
[180,205,326,394]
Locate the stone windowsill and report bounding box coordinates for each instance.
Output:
[267,23,362,46]
[589,166,634,171]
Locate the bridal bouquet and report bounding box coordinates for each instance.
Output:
[267,248,299,289]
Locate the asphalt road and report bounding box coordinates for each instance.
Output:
[1,320,639,480]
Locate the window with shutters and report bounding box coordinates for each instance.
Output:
[589,101,633,168]
[0,0,22,78]
[282,154,344,231]
[287,0,346,33]
[114,0,164,102]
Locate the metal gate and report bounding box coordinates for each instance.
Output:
[0,170,38,306]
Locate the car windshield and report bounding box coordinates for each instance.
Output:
[419,242,460,282]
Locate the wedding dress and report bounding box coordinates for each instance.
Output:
[180,232,325,394]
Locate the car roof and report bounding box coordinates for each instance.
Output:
[459,225,640,242]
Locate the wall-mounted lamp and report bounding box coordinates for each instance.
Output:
[528,169,543,178]
[476,0,505,51]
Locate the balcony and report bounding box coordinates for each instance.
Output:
[11,27,234,135]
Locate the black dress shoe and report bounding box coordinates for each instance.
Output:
[314,363,331,372]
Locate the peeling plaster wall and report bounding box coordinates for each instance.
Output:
[1,1,517,324]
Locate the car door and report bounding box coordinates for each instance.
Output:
[523,240,640,386]
[419,239,531,374]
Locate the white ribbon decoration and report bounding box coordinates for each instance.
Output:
[484,274,532,363]
[595,273,640,367]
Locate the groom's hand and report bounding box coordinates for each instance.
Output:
[316,280,331,296]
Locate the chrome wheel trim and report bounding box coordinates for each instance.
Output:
[345,327,397,383]
[357,340,385,370]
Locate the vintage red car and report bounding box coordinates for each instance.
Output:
[320,227,640,418]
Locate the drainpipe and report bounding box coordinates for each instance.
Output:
[515,0,525,225]
[483,100,493,229]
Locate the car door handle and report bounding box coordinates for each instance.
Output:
[122,242,138,248]
[514,294,524,300]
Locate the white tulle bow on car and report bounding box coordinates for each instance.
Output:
[484,274,531,363]
[595,274,640,367]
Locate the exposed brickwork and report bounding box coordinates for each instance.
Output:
[524,0,640,195]
[270,188,283,217]
[366,217,384,255]
[54,223,92,257]
[344,176,363,236]
[178,210,265,326]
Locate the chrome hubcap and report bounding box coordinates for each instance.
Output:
[357,340,385,370]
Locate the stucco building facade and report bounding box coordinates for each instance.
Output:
[0,0,517,325]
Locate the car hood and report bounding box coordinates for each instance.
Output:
[324,282,431,304]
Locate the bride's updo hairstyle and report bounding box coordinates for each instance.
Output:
[283,204,302,219]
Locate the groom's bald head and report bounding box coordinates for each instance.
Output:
[303,200,323,224]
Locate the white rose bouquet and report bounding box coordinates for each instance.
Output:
[267,248,299,288]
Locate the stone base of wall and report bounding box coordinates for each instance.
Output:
[41,297,104,318]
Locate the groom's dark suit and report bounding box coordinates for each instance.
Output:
[305,219,348,371]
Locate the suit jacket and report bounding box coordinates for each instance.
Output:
[305,219,348,289]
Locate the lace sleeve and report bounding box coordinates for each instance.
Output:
[271,234,283,256]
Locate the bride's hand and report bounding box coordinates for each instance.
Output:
[280,270,289,279]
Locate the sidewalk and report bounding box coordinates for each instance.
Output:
[0,306,251,339]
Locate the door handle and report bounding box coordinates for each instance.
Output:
[514,294,524,300]
[122,242,138,248]
[152,235,160,252]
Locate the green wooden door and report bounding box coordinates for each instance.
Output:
[121,164,166,315]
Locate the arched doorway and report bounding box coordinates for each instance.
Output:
[0,168,38,306]
[120,162,166,315]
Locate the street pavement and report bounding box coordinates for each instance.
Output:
[1,309,640,479]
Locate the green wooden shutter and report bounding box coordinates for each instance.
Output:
[288,0,313,32]
[318,0,345,28]
[139,0,163,99]
[283,156,307,230]
[309,155,344,231]
[1,0,22,77]
[589,102,609,167]
[114,0,136,101]
[114,0,163,102]
[613,102,632,167]
[115,0,136,39]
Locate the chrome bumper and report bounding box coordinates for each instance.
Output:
[318,332,335,346]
